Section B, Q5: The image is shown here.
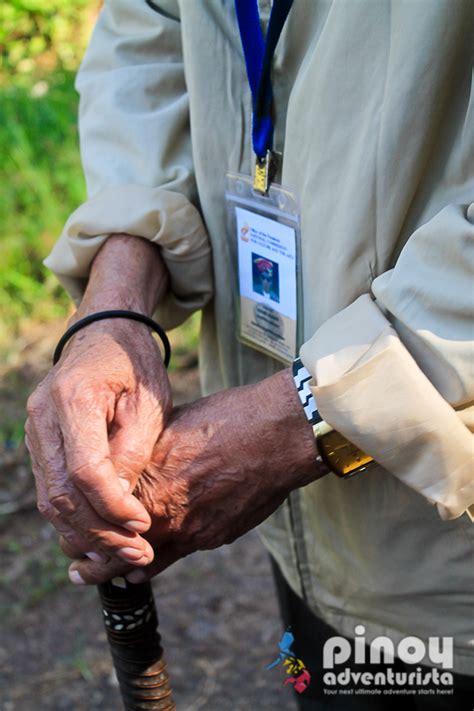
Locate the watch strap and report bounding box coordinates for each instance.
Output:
[292,357,375,479]
[292,356,322,425]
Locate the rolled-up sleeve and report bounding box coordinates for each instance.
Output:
[44,0,213,330]
[300,203,474,522]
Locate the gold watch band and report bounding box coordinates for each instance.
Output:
[312,420,375,478]
[292,355,374,479]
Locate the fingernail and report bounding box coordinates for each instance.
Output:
[69,569,86,585]
[117,547,148,562]
[119,478,130,493]
[86,551,107,563]
[125,569,148,584]
[124,519,149,533]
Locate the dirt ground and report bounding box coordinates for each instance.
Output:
[0,324,298,711]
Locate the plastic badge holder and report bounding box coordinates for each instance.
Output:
[225,172,303,365]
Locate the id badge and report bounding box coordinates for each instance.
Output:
[225,172,303,365]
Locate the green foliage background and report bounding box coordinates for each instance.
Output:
[0,0,199,368]
[0,1,97,76]
[0,1,101,354]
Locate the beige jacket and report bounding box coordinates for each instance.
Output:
[46,0,474,671]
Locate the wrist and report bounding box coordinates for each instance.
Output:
[54,310,171,371]
[72,288,156,324]
[259,369,324,487]
[292,356,375,479]
[77,234,168,319]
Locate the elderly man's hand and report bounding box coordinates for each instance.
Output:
[65,368,323,584]
[25,235,171,569]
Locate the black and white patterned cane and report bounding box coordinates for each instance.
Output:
[98,578,176,710]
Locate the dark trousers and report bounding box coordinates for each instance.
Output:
[270,558,474,710]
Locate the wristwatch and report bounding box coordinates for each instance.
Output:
[293,357,375,478]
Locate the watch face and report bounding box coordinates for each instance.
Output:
[317,430,374,478]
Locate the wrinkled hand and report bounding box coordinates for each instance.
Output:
[25,234,171,570]
[26,321,171,568]
[67,368,323,584]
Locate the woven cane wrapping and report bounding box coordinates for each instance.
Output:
[98,579,176,711]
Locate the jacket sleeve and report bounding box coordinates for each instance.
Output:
[300,202,474,522]
[44,0,213,330]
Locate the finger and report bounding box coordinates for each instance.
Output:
[27,425,93,551]
[108,388,160,486]
[29,436,105,562]
[126,543,188,583]
[26,426,64,525]
[52,380,151,530]
[59,535,109,563]
[33,455,150,564]
[122,493,290,585]
[70,542,185,587]
[53,491,155,565]
[27,419,154,564]
[28,390,149,534]
[68,557,135,586]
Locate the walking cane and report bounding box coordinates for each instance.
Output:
[52,313,176,710]
[99,577,175,710]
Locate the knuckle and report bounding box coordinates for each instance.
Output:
[88,530,117,553]
[50,493,78,517]
[50,375,70,402]
[69,462,95,489]
[24,418,32,439]
[59,538,75,559]
[87,530,108,550]
[37,500,54,521]
[60,532,85,557]
[26,392,43,417]
[69,460,90,478]
[61,531,76,546]
[24,427,33,452]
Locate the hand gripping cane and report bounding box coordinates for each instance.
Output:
[52,312,176,710]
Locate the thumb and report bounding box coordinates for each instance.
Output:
[108,394,162,493]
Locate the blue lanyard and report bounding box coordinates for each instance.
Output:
[235,0,293,169]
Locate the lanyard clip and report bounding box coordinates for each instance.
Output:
[253,150,278,195]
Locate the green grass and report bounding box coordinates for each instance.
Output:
[0,68,201,359]
[0,70,85,349]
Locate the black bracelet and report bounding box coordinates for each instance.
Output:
[52,310,171,368]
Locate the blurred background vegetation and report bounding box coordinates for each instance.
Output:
[0,1,102,354]
[0,0,199,449]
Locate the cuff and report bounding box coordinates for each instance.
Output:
[44,184,214,330]
[300,294,474,521]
